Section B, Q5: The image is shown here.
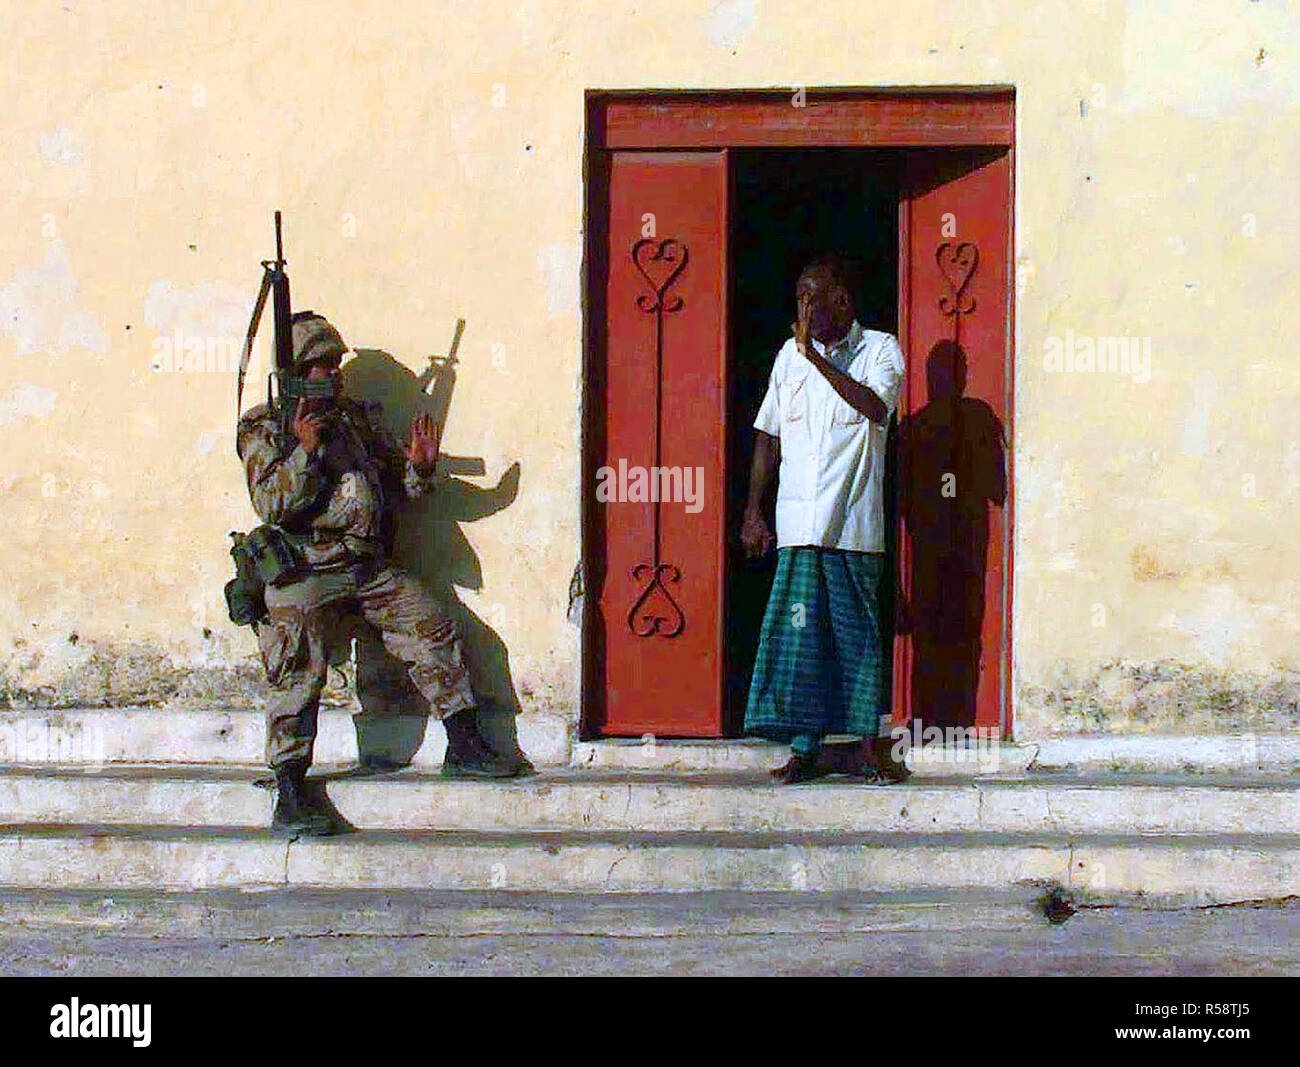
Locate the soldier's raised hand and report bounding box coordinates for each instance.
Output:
[292,398,327,453]
[405,412,441,475]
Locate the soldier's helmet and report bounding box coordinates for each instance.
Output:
[290,311,348,373]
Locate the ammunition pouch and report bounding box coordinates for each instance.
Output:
[223,525,305,626]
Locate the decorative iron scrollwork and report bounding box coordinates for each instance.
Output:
[627,562,685,638]
[936,240,978,342]
[626,237,688,639]
[632,238,689,314]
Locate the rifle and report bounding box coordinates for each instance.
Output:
[267,210,294,443]
[236,211,339,447]
[228,211,308,625]
[417,317,465,392]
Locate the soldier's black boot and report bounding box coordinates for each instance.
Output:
[442,710,520,779]
[271,759,343,836]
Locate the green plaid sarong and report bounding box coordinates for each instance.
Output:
[744,547,889,743]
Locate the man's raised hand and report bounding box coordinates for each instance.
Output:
[792,295,813,359]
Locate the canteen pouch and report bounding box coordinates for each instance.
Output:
[224,525,302,625]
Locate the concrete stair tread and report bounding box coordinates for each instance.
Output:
[0,885,1110,940]
[7,705,1300,775]
[1,763,1297,839]
[0,884,1074,928]
[2,765,1297,903]
[3,822,1299,846]
[0,762,1298,788]
[0,823,1296,902]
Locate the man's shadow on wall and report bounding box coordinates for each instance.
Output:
[893,340,1006,731]
[337,346,527,771]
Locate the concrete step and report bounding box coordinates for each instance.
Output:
[2,765,1299,835]
[0,704,560,768]
[0,704,1013,775]
[1,765,1298,903]
[0,822,1296,902]
[0,886,1059,939]
[5,892,1298,977]
[6,704,1300,775]
[0,705,806,774]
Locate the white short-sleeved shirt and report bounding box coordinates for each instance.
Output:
[753,321,905,552]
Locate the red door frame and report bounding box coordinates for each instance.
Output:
[582,88,1016,739]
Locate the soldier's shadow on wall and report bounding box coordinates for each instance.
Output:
[337,347,527,769]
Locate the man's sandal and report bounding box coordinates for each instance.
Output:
[770,753,825,784]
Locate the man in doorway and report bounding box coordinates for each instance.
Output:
[740,254,908,784]
[238,312,526,836]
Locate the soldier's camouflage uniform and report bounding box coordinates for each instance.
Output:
[237,396,476,769]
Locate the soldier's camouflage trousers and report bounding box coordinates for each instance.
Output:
[255,564,476,768]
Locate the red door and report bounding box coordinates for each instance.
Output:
[895,149,1013,737]
[587,150,729,736]
[584,92,1014,741]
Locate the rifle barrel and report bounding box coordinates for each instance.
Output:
[447,317,465,363]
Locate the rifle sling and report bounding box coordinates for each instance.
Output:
[235,267,275,444]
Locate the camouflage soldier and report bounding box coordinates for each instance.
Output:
[238,311,523,836]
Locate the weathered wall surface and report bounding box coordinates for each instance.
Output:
[1,1,1296,742]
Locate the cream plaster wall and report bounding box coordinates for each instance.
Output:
[1,0,1296,740]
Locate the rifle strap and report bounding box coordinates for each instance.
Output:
[235,267,275,443]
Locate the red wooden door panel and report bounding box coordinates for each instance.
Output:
[895,149,1013,737]
[592,151,729,736]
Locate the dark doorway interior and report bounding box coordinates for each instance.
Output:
[725,149,902,734]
